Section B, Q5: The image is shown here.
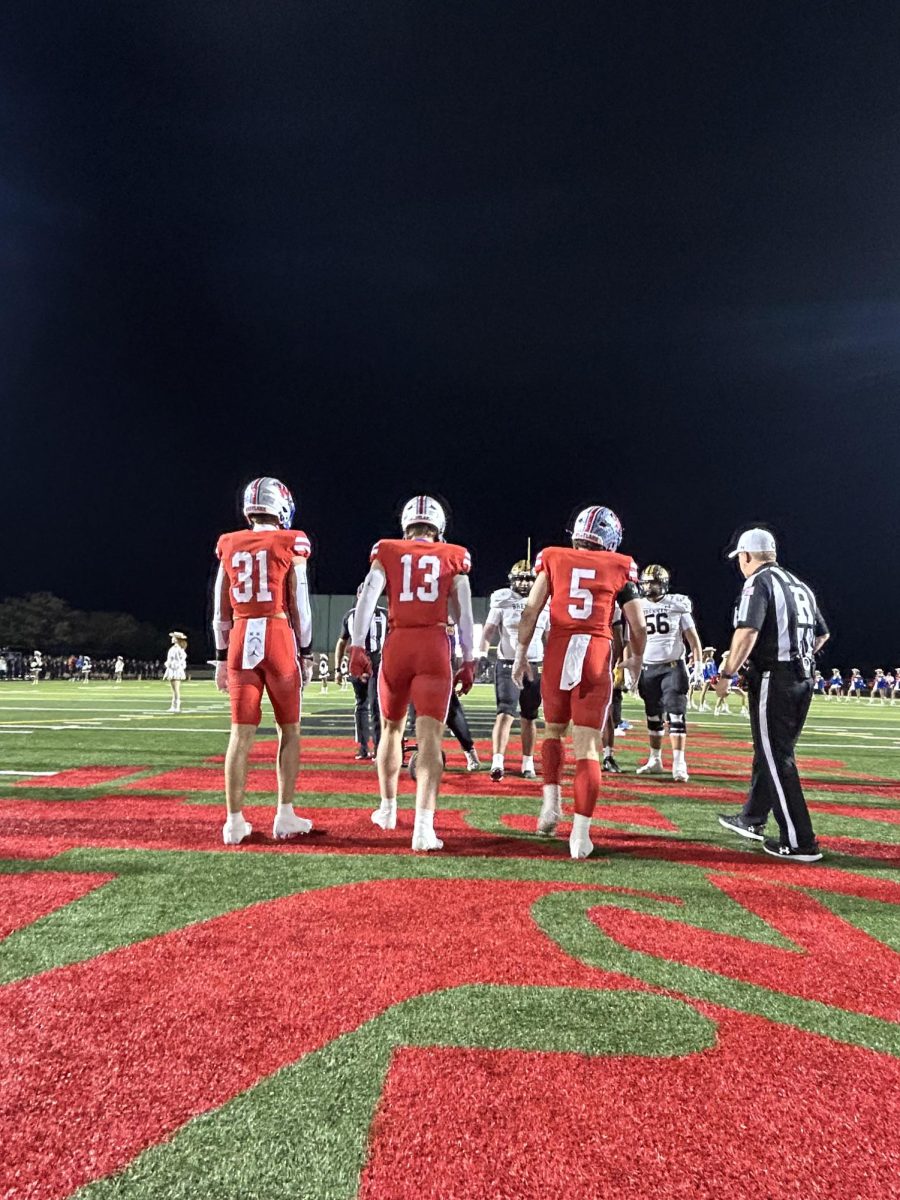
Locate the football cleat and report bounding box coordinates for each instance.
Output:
[639,564,670,599]
[672,765,689,783]
[636,759,665,775]
[371,801,397,831]
[400,494,446,538]
[273,811,313,839]
[465,748,480,771]
[222,815,253,845]
[570,505,623,551]
[509,559,536,596]
[490,765,505,782]
[536,800,562,836]
[602,755,622,773]
[569,829,595,859]
[521,764,537,780]
[411,830,444,851]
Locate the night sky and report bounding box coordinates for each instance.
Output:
[3,3,899,664]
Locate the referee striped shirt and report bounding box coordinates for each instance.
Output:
[342,606,387,655]
[734,563,828,670]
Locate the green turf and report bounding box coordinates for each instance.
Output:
[1,681,898,1198]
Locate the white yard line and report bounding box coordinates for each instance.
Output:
[0,769,59,776]
[0,724,233,735]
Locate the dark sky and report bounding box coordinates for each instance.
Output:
[3,3,899,664]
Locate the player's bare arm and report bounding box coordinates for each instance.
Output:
[212,563,233,693]
[451,572,477,692]
[512,572,549,687]
[350,560,386,681]
[716,627,759,697]
[813,630,830,654]
[334,633,349,678]
[621,597,647,689]
[685,625,703,666]
[479,618,499,658]
[287,556,314,684]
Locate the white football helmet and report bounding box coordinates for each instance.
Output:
[570,505,623,550]
[242,477,295,529]
[400,494,446,538]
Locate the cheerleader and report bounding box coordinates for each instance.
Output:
[164,631,188,713]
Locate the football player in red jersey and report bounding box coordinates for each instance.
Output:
[513,506,646,859]
[349,495,476,851]
[212,476,315,846]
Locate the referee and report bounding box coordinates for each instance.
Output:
[335,595,387,760]
[716,528,829,862]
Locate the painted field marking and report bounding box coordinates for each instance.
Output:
[0,769,59,777]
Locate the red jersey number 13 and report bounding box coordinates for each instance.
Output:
[398,553,440,603]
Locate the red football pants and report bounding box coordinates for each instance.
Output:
[378,626,453,723]
[541,633,614,729]
[227,617,301,727]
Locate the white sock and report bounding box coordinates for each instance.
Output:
[648,749,662,764]
[413,808,434,835]
[277,802,294,818]
[492,753,504,770]
[378,796,397,813]
[572,813,592,840]
[603,746,613,761]
[225,811,244,828]
[542,783,561,810]
[521,755,534,772]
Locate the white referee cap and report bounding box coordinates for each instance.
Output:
[729,528,777,558]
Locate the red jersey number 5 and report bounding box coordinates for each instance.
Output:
[399,553,440,603]
[567,568,595,620]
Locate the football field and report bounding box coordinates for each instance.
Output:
[1,680,898,1199]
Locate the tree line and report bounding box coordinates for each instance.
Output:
[0,593,170,658]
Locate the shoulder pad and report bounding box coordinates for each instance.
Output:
[489,587,514,608]
[292,531,311,559]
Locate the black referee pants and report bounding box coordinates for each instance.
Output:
[742,665,815,848]
[351,654,381,751]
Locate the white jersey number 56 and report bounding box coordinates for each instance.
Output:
[567,568,595,620]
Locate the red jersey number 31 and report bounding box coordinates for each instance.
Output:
[399,553,440,603]
[232,550,273,604]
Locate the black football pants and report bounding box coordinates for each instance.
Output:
[351,654,381,751]
[742,665,816,848]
